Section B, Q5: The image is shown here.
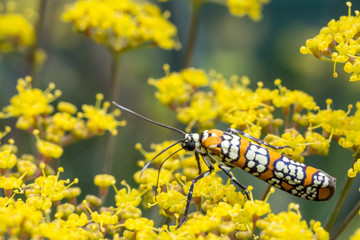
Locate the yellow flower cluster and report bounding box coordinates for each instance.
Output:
[0,155,279,239]
[0,1,35,53]
[227,0,270,21]
[131,135,331,239]
[150,67,338,164]
[0,75,341,239]
[147,67,360,237]
[1,76,125,162]
[62,0,179,52]
[257,203,329,240]
[148,64,208,107]
[134,141,331,238]
[300,2,360,81]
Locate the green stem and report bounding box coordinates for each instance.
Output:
[331,200,360,240]
[182,0,202,68]
[102,51,121,173]
[27,0,47,86]
[325,154,358,232]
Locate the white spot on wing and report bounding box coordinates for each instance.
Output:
[246,150,255,161]
[247,160,255,168]
[256,155,268,165]
[257,164,266,173]
[257,147,268,155]
[275,172,284,178]
[275,161,285,171]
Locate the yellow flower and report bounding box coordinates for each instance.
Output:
[34,130,64,159]
[271,83,317,112]
[182,172,223,202]
[0,8,35,53]
[149,72,192,106]
[81,93,126,135]
[62,0,178,51]
[0,200,43,238]
[0,139,17,169]
[300,2,360,82]
[114,180,143,220]
[83,200,118,232]
[0,176,22,191]
[1,77,61,128]
[64,212,89,227]
[124,217,154,231]
[17,160,37,177]
[351,228,360,240]
[85,194,102,207]
[256,203,329,240]
[55,203,75,219]
[227,0,270,21]
[264,129,306,162]
[344,58,360,82]
[150,182,186,217]
[304,131,330,156]
[348,158,360,178]
[33,164,79,204]
[181,68,208,87]
[177,92,218,132]
[149,66,209,106]
[37,221,91,239]
[313,99,351,140]
[63,187,81,200]
[245,198,270,218]
[94,174,116,188]
[115,180,142,208]
[57,101,77,114]
[53,112,78,131]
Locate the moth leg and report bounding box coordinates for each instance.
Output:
[195,150,202,174]
[177,152,214,229]
[218,163,250,200]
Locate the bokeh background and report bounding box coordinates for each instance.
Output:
[1,0,360,238]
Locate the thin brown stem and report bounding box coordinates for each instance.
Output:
[102,51,121,173]
[331,200,360,240]
[109,51,121,103]
[325,154,358,232]
[182,0,202,68]
[27,0,47,86]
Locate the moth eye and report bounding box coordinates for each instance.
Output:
[185,141,195,151]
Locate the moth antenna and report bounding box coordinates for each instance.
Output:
[112,102,186,135]
[140,138,185,179]
[154,147,183,201]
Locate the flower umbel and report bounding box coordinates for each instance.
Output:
[300,2,360,82]
[227,0,270,21]
[81,93,126,135]
[62,0,179,52]
[0,2,35,53]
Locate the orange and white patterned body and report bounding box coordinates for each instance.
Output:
[184,129,335,201]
